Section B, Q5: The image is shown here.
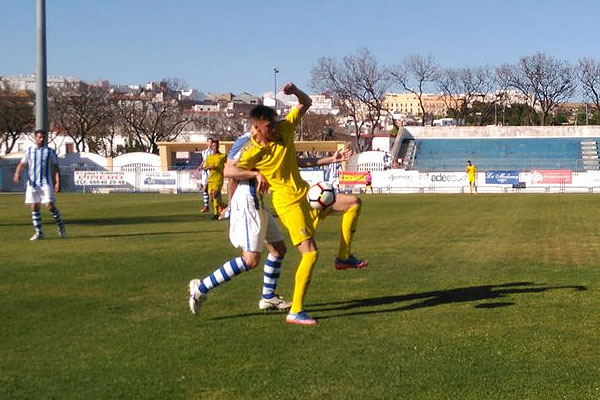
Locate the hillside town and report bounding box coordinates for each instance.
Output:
[2,52,596,159]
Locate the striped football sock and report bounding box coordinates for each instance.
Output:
[50,207,65,229]
[203,191,210,208]
[31,211,43,234]
[262,253,283,299]
[197,257,247,294]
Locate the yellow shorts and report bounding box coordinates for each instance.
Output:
[277,200,332,246]
[208,180,223,194]
[468,177,476,184]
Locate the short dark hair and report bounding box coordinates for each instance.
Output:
[34,129,46,136]
[249,105,276,121]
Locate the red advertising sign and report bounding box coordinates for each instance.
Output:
[530,170,572,184]
[340,171,367,185]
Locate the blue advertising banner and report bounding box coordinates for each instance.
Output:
[485,171,519,185]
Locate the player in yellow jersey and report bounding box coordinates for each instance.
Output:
[224,82,368,325]
[203,140,227,219]
[466,160,477,194]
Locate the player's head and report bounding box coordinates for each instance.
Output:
[34,130,46,147]
[210,139,219,152]
[249,105,277,141]
[467,160,472,165]
[207,137,214,145]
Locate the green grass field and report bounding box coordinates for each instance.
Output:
[1,193,599,399]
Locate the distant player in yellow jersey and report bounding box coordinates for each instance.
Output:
[466,160,477,194]
[203,140,227,219]
[224,82,368,325]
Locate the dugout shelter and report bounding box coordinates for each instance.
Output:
[157,140,349,171]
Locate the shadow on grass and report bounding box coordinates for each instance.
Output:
[311,281,587,320]
[0,214,211,227]
[209,282,587,321]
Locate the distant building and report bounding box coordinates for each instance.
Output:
[433,118,457,126]
[192,101,220,113]
[2,74,82,91]
[179,89,205,102]
[206,92,235,102]
[309,94,339,115]
[384,92,453,119]
[233,92,261,105]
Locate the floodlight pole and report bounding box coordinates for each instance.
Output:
[35,0,48,134]
[273,67,279,114]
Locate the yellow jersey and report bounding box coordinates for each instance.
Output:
[236,107,305,211]
[204,153,227,185]
[467,164,477,180]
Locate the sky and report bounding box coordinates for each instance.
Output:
[1,0,600,96]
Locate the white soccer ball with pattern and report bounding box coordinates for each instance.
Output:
[307,181,336,210]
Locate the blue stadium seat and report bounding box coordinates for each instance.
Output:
[412,138,595,172]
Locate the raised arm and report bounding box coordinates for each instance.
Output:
[298,148,354,168]
[283,82,312,118]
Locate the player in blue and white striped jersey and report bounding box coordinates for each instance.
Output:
[326,158,341,193]
[189,131,291,314]
[188,131,355,316]
[13,130,66,241]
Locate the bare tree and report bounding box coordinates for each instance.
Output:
[578,57,600,117]
[115,80,194,154]
[87,97,122,157]
[438,65,496,125]
[299,113,338,141]
[389,54,439,126]
[311,48,391,150]
[499,53,576,126]
[190,110,246,141]
[0,88,35,154]
[50,82,111,152]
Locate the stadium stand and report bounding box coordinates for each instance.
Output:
[412,138,600,172]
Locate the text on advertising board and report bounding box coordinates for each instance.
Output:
[485,171,519,185]
[74,171,126,186]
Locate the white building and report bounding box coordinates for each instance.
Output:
[309,94,339,115]
[179,89,205,102]
[1,74,82,91]
[192,102,220,113]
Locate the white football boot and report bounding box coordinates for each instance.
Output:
[188,279,206,315]
[258,294,292,311]
[30,232,44,241]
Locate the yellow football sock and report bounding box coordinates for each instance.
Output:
[338,203,361,260]
[212,197,219,216]
[290,251,318,314]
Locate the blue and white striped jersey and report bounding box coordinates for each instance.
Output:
[20,146,58,187]
[228,132,261,209]
[200,147,214,165]
[326,161,341,183]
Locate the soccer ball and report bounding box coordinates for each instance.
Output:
[307,181,336,210]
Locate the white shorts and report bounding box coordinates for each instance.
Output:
[25,183,55,204]
[229,197,283,252]
[200,170,209,187]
